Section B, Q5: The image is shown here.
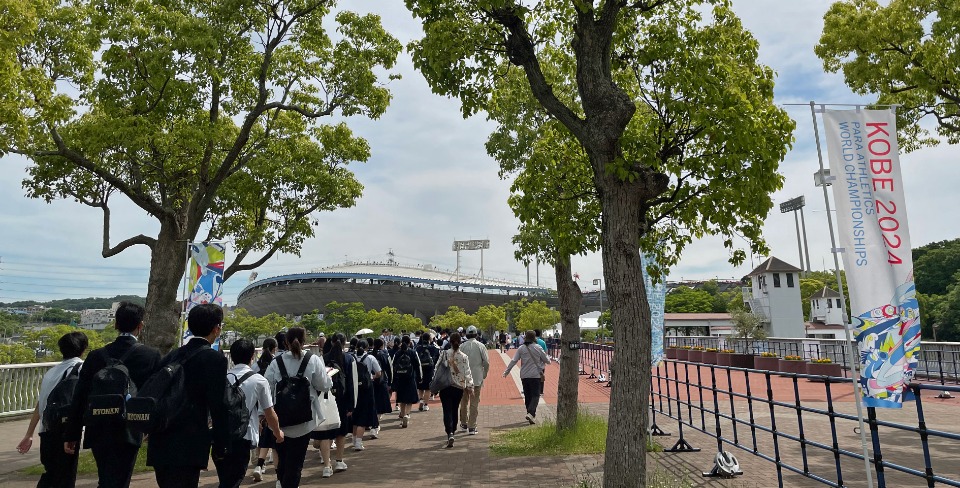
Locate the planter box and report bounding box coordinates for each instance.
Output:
[701,351,718,364]
[716,353,734,367]
[729,353,754,369]
[665,348,679,359]
[753,356,781,371]
[778,359,808,375]
[807,362,843,379]
[675,349,689,361]
[687,350,703,363]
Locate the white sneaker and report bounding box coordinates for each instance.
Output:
[276,481,281,488]
[353,439,364,451]
[446,435,455,448]
[401,415,409,428]
[525,413,536,424]
[370,427,380,439]
[253,466,263,482]
[334,460,348,472]
[331,440,336,450]
[459,422,468,432]
[394,404,400,412]
[322,466,333,478]
[422,404,430,411]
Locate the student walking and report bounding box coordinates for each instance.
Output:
[264,327,332,488]
[147,304,232,488]
[438,333,474,448]
[458,326,489,435]
[215,339,284,488]
[415,334,439,411]
[63,302,161,488]
[351,341,380,450]
[253,337,279,481]
[17,332,88,488]
[372,339,394,431]
[503,330,550,424]
[315,333,356,478]
[391,335,421,428]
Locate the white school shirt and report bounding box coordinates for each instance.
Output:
[37,357,83,434]
[358,353,382,376]
[227,363,273,446]
[265,351,333,438]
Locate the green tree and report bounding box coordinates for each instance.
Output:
[516,301,560,333]
[913,239,960,296]
[23,325,106,360]
[501,298,530,333]
[1,0,402,352]
[0,312,23,340]
[664,287,714,313]
[363,307,427,336]
[299,310,328,337]
[730,308,766,351]
[817,1,960,152]
[223,308,290,342]
[0,344,36,364]
[473,304,508,340]
[429,306,475,331]
[323,301,368,337]
[403,1,793,481]
[34,308,81,325]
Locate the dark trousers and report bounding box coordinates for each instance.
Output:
[439,386,464,435]
[521,377,541,416]
[275,434,310,488]
[38,432,79,488]
[91,444,138,488]
[154,466,201,488]
[213,440,252,488]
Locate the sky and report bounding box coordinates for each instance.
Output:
[1,0,957,306]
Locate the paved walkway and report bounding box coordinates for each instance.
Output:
[7,351,960,487]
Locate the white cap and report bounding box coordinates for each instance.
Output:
[466,325,478,335]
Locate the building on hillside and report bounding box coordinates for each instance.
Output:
[78,302,120,330]
[742,257,805,338]
[664,313,735,336]
[805,286,846,339]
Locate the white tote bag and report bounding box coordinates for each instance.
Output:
[313,391,341,432]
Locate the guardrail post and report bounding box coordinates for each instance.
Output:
[765,372,785,486]
[703,365,743,478]
[913,384,936,488]
[824,380,844,486]
[936,351,953,399]
[665,360,701,453]
[649,363,670,437]
[866,407,887,487]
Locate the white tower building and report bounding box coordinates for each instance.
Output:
[809,286,844,326]
[743,257,805,338]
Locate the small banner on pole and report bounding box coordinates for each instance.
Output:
[181,242,226,348]
[642,254,666,367]
[823,108,921,408]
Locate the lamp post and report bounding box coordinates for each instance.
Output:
[593,278,603,314]
[932,322,939,343]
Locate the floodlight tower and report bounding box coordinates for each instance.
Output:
[452,239,491,284]
[779,196,812,276]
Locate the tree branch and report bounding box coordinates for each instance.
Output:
[101,204,157,257]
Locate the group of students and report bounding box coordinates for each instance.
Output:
[15,300,561,488]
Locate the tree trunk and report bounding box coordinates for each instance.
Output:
[141,220,187,353]
[600,179,652,488]
[555,253,583,431]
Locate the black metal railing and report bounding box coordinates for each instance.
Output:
[567,341,960,487]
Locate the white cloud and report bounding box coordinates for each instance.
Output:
[1,0,957,306]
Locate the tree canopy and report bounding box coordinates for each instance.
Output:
[817,0,960,152]
[665,286,715,314]
[0,0,402,351]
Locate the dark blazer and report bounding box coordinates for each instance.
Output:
[146,338,229,469]
[65,335,162,448]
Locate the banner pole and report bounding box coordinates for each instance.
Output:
[810,100,874,487]
[179,242,191,346]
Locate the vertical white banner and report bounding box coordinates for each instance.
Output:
[823,109,921,409]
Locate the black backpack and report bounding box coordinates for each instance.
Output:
[327,360,347,400]
[125,345,207,435]
[274,351,314,427]
[416,345,434,369]
[224,371,255,442]
[42,363,81,436]
[394,350,414,379]
[85,345,140,429]
[376,349,392,385]
[355,354,373,391]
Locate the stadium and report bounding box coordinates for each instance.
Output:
[236,259,563,322]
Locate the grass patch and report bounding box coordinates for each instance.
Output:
[491,412,661,457]
[21,443,152,475]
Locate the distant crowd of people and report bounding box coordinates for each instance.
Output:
[15,301,554,488]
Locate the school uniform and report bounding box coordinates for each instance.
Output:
[214,364,273,488]
[415,343,440,391]
[265,351,332,488]
[351,353,381,429]
[390,348,421,404]
[36,357,83,488]
[373,349,394,415]
[147,338,230,488]
[64,334,161,488]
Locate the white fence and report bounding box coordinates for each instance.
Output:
[0,362,57,418]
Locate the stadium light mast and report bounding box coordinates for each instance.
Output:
[452,239,490,284]
[779,196,811,276]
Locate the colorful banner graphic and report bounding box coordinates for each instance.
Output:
[181,242,226,347]
[823,109,921,408]
[642,254,667,367]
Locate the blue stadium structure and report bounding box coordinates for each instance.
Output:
[236,261,557,322]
